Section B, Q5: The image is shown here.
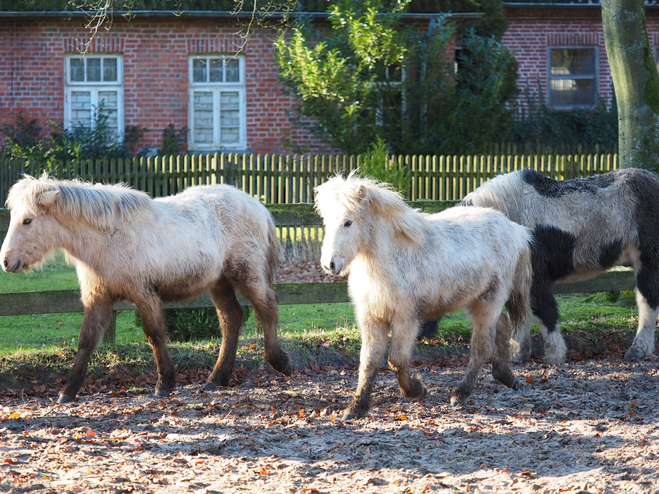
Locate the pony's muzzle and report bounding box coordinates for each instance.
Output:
[322,257,344,276]
[2,253,23,273]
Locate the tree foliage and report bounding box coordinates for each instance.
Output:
[275,0,519,155]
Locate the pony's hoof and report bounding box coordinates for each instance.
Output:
[154,388,171,398]
[625,346,651,360]
[57,394,75,404]
[201,382,216,392]
[342,411,357,421]
[449,394,466,407]
[511,379,520,391]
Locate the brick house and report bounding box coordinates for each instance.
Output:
[1,1,656,156]
[0,1,463,155]
[503,0,659,110]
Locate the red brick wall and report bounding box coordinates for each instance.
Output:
[503,7,659,109]
[0,16,334,155]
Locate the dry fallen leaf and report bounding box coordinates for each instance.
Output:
[526,376,534,384]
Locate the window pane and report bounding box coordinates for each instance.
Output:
[550,49,595,76]
[550,78,595,106]
[87,58,101,82]
[71,91,92,127]
[70,58,84,82]
[209,59,223,83]
[225,58,240,82]
[193,59,207,83]
[102,58,117,82]
[98,91,119,137]
[220,91,240,144]
[193,91,214,144]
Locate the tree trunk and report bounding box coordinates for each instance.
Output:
[602,0,659,171]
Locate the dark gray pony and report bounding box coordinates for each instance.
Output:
[453,168,659,363]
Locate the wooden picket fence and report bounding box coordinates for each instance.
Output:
[0,152,618,206]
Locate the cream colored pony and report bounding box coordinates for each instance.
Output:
[1,174,291,403]
[315,174,532,420]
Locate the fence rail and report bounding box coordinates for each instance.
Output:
[0,152,618,205]
[0,202,636,344]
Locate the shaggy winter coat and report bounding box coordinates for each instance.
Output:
[315,174,532,419]
[0,175,291,402]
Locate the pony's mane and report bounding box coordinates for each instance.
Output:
[315,172,427,245]
[462,171,527,212]
[6,174,152,228]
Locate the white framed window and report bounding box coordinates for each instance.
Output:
[64,54,124,138]
[548,47,597,109]
[188,55,246,150]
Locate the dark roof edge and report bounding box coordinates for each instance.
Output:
[0,10,484,20]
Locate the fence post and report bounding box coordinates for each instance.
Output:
[102,310,117,345]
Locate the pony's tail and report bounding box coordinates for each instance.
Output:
[265,215,280,287]
[505,236,533,332]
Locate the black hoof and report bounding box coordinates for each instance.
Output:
[202,382,216,391]
[57,394,75,404]
[342,411,356,421]
[280,360,293,377]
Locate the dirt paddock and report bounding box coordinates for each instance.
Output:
[0,354,657,494]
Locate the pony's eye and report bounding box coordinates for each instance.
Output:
[22,218,32,225]
[343,219,353,227]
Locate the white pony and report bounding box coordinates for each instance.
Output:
[1,174,291,403]
[315,173,532,419]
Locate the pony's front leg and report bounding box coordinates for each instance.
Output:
[389,317,426,399]
[135,295,176,397]
[531,285,567,364]
[58,297,114,403]
[344,317,389,420]
[625,289,659,359]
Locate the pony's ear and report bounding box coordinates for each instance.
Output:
[356,184,368,203]
[37,190,59,210]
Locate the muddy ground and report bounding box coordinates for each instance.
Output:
[0,352,657,494]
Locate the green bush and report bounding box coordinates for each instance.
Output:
[134,306,253,342]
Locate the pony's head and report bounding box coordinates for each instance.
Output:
[1,174,149,273]
[1,174,64,273]
[314,172,424,276]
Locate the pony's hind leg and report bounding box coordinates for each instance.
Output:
[625,288,659,359]
[451,306,496,406]
[233,279,292,377]
[344,317,389,420]
[58,296,114,403]
[389,317,426,399]
[491,313,520,390]
[135,295,177,398]
[204,277,244,390]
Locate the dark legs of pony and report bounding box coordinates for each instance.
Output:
[58,292,178,403]
[204,275,291,391]
[510,277,567,364]
[58,296,114,403]
[451,312,519,406]
[204,277,244,388]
